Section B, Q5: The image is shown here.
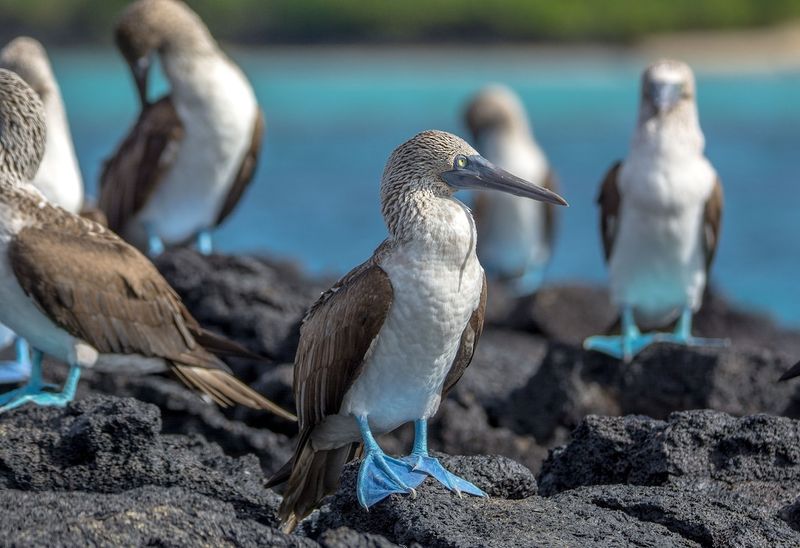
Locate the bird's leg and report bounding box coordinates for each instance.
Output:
[195,228,213,256]
[583,305,658,363]
[402,419,487,498]
[145,224,165,257]
[0,337,32,385]
[355,415,425,509]
[0,352,81,413]
[654,306,730,349]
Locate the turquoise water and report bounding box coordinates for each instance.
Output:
[50,47,800,325]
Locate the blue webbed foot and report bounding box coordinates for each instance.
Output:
[0,337,32,385]
[583,332,658,363]
[402,454,486,498]
[196,229,213,256]
[0,362,80,414]
[653,307,730,349]
[147,234,165,257]
[357,450,426,508]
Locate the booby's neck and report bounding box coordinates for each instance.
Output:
[382,187,476,264]
[632,104,705,158]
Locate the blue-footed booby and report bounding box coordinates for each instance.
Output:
[0,37,86,383]
[267,130,567,531]
[0,69,294,420]
[465,84,559,295]
[99,0,264,257]
[583,60,726,362]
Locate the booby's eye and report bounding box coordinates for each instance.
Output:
[454,155,468,169]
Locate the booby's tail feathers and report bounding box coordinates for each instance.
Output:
[780,362,800,382]
[272,440,359,533]
[171,364,296,421]
[194,328,272,361]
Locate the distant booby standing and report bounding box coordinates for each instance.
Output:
[465,85,559,295]
[268,130,567,531]
[0,69,293,419]
[0,37,86,382]
[583,60,725,362]
[100,0,264,257]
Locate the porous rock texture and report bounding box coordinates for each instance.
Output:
[1,250,799,546]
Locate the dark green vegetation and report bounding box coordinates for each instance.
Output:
[2,0,800,45]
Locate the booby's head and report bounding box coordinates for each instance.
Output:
[640,59,696,120]
[381,130,566,236]
[0,69,45,180]
[465,84,532,143]
[115,0,215,105]
[0,37,55,102]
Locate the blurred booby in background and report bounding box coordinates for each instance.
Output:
[584,60,726,362]
[99,0,264,257]
[268,130,567,532]
[465,84,560,295]
[0,36,86,384]
[0,69,293,419]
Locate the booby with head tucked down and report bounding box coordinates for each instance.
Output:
[0,36,87,383]
[0,69,293,420]
[583,60,725,362]
[465,84,560,295]
[100,0,264,257]
[268,130,567,531]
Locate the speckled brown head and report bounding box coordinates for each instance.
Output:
[380,130,566,236]
[465,84,531,141]
[0,69,45,180]
[115,0,215,104]
[640,59,697,121]
[0,37,54,101]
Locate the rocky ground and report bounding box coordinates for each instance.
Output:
[1,249,800,547]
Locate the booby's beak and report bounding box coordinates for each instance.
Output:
[132,55,151,106]
[442,155,568,206]
[650,81,682,113]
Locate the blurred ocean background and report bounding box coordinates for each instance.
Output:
[3,0,800,325]
[55,47,800,324]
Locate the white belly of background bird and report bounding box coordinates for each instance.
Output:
[610,154,715,327]
[477,134,549,276]
[135,56,257,245]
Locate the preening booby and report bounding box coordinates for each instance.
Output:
[268,130,567,532]
[100,0,264,257]
[583,60,725,362]
[465,84,559,295]
[0,37,86,382]
[0,69,293,419]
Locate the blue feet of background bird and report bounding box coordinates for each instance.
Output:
[356,415,426,509]
[653,307,729,349]
[146,227,165,257]
[584,306,729,363]
[195,229,213,256]
[401,420,487,498]
[0,337,32,385]
[0,351,81,413]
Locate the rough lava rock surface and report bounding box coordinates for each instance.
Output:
[2,251,800,546]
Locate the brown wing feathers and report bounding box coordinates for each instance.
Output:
[598,161,622,262]
[98,96,184,234]
[271,255,394,530]
[10,219,294,420]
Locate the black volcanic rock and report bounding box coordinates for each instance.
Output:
[0,396,284,527]
[538,410,800,512]
[155,249,330,365]
[0,487,312,548]
[307,455,696,547]
[505,341,797,445]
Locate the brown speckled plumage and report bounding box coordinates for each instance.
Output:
[0,70,292,420]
